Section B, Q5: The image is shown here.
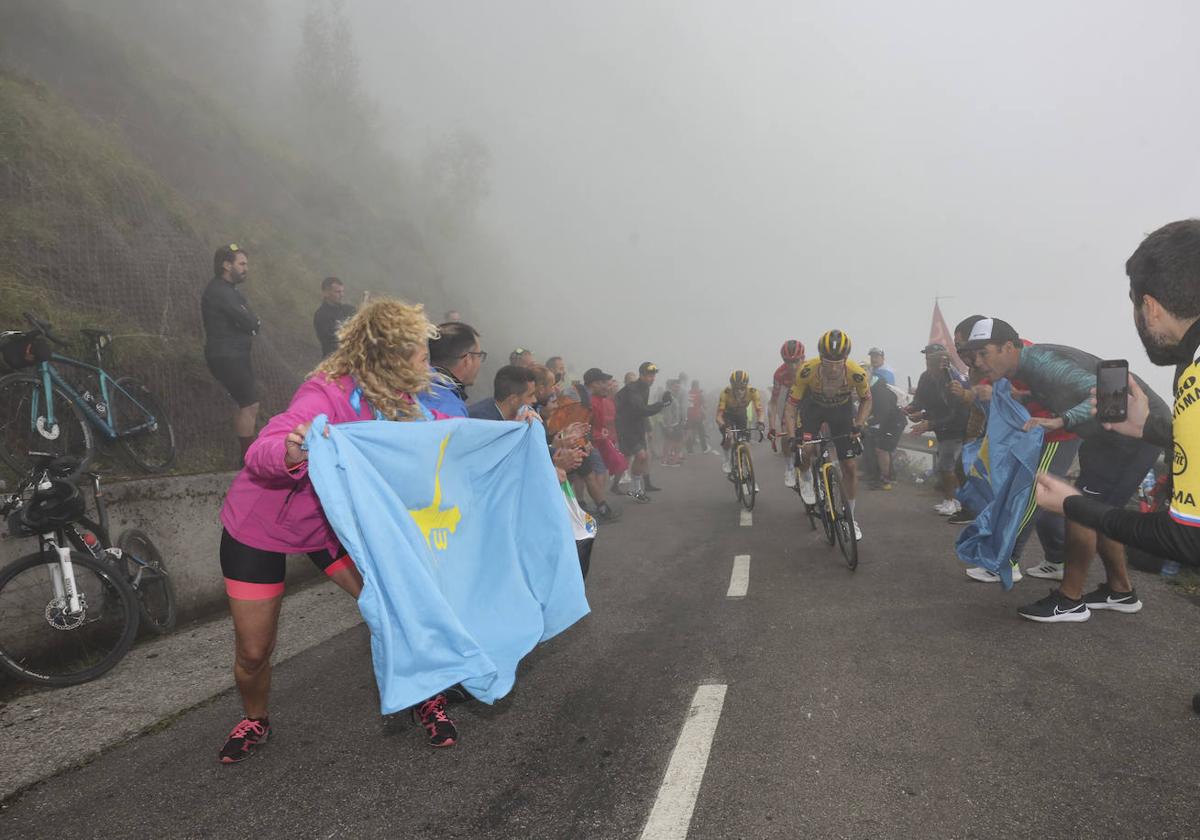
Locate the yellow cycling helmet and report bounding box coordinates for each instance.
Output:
[729,369,750,387]
[817,329,852,361]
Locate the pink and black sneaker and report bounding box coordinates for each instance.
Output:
[412,694,458,748]
[219,717,270,764]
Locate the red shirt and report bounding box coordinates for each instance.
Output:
[773,363,796,396]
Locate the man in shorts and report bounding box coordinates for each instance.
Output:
[202,244,261,464]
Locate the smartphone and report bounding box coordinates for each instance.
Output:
[1096,360,1129,423]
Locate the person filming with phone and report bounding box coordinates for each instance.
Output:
[965,317,1170,623]
[1035,220,1200,607]
[906,344,970,516]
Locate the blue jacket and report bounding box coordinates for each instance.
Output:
[420,369,469,418]
[305,416,589,713]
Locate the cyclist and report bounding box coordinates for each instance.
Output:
[769,340,806,487]
[716,370,764,480]
[784,329,872,540]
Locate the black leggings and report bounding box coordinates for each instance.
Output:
[220,529,352,600]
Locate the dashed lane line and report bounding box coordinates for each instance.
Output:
[639,683,728,840]
[726,555,750,598]
[739,509,752,526]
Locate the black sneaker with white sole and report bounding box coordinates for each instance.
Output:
[1082,583,1143,614]
[1017,589,1090,623]
[947,507,976,525]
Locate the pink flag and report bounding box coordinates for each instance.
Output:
[930,301,968,375]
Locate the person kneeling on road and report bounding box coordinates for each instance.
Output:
[215,299,462,763]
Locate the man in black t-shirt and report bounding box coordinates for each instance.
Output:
[313,276,357,357]
[201,243,261,463]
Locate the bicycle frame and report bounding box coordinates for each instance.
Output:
[32,355,157,441]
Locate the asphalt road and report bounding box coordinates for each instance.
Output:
[2,450,1199,839]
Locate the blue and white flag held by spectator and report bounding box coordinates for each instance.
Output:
[955,379,1044,590]
[305,416,589,714]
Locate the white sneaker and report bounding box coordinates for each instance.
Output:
[722,460,732,475]
[784,465,796,488]
[798,476,816,505]
[755,483,761,492]
[853,522,863,541]
[1024,561,1064,581]
[965,564,1023,583]
[934,501,955,516]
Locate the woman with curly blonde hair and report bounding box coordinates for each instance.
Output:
[214,299,460,762]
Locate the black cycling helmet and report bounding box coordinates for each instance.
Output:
[10,479,85,537]
[817,329,852,361]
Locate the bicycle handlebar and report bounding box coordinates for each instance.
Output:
[22,312,69,347]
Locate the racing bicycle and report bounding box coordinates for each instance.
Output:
[793,432,860,571]
[725,424,765,511]
[0,313,176,478]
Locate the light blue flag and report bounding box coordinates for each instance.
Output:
[955,379,1044,590]
[305,415,589,714]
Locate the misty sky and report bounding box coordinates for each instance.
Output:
[306,0,1197,394]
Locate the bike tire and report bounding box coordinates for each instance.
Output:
[827,467,859,570]
[0,548,140,686]
[113,377,176,472]
[117,529,177,635]
[739,445,756,511]
[816,464,836,545]
[0,373,95,478]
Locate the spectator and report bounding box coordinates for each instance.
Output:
[422,321,484,418]
[964,316,1169,622]
[543,366,622,524]
[907,344,969,515]
[1035,220,1200,590]
[509,348,535,369]
[865,372,906,490]
[615,362,670,502]
[313,276,357,358]
[586,368,628,489]
[546,356,567,384]
[868,348,896,386]
[660,377,687,466]
[214,299,458,760]
[685,379,711,454]
[444,310,462,322]
[624,371,637,386]
[202,243,262,464]
[469,365,537,421]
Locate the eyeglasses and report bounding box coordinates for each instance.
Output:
[462,350,488,362]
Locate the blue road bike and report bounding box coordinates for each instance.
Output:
[0,313,176,476]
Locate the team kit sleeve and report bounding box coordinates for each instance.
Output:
[849,362,871,401]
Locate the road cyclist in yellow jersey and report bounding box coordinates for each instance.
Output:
[783,329,872,541]
[716,370,765,488]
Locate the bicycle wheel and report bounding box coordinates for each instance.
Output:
[117,529,177,635]
[0,549,140,686]
[827,467,859,570]
[112,377,176,472]
[0,373,94,478]
[738,445,756,511]
[817,464,837,546]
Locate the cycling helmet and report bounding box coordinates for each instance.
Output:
[779,339,805,363]
[729,370,750,388]
[817,329,852,361]
[9,479,85,537]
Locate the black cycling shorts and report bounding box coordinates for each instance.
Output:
[798,402,858,460]
[220,529,353,600]
[206,354,258,408]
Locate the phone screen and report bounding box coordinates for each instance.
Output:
[1096,360,1129,423]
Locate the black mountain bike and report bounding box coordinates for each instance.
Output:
[793,433,859,571]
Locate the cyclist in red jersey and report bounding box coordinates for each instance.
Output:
[769,340,806,486]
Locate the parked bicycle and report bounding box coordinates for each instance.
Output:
[792,432,860,571]
[725,424,765,511]
[0,313,176,478]
[0,457,175,686]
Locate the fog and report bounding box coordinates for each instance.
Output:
[84,0,1200,395]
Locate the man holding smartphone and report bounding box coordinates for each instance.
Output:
[1036,220,1200,592]
[966,318,1169,622]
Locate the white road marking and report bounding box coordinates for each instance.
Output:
[739,509,752,527]
[639,684,728,840]
[726,555,750,598]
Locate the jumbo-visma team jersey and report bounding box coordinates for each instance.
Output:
[1170,359,1200,525]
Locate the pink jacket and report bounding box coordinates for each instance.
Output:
[221,374,432,555]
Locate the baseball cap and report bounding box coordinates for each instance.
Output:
[639,361,659,375]
[962,317,1020,350]
[583,367,613,385]
[921,343,948,355]
[868,347,884,356]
